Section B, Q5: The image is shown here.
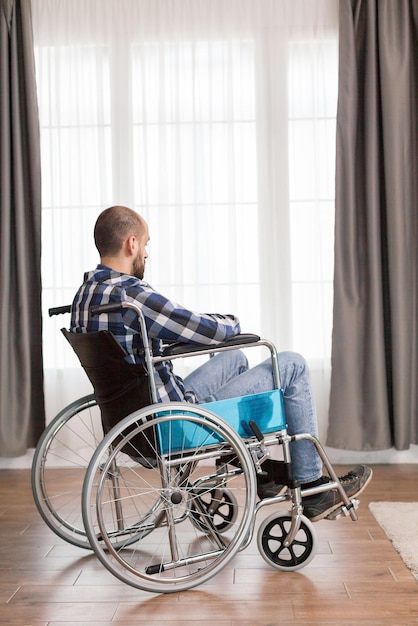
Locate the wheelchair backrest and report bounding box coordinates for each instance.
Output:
[61,329,155,458]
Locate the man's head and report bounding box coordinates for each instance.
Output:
[94,206,149,279]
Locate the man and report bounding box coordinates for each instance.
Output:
[71,205,372,521]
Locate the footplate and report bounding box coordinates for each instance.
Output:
[325,498,360,521]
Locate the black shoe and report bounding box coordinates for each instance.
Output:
[302,465,373,522]
[301,476,341,521]
[338,464,373,498]
[257,478,287,500]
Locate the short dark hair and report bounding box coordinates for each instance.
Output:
[94,206,142,256]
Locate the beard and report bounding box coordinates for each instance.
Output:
[132,255,145,279]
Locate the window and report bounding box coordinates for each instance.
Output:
[288,39,338,358]
[33,0,338,428]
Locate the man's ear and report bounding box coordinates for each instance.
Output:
[126,235,137,256]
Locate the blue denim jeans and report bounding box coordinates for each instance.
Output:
[184,350,322,484]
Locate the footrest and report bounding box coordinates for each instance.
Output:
[325,498,360,520]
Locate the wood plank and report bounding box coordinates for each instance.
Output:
[1,465,418,624]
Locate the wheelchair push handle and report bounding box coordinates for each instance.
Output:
[49,305,71,317]
[48,303,124,317]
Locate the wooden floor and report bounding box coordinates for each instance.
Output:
[1,464,417,625]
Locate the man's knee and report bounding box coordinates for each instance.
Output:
[215,349,248,374]
[279,351,306,367]
[278,351,310,386]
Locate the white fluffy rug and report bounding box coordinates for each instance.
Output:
[369,502,418,581]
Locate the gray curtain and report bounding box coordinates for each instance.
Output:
[0,0,45,456]
[327,0,418,451]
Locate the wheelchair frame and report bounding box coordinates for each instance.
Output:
[32,301,360,593]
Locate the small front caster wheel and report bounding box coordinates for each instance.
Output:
[190,487,238,533]
[257,511,318,571]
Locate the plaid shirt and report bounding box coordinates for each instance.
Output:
[70,265,241,402]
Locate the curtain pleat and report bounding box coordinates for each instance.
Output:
[328,0,418,451]
[0,0,45,455]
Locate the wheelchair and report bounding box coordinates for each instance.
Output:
[32,300,361,593]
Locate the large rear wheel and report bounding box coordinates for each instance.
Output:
[31,394,102,549]
[82,402,257,593]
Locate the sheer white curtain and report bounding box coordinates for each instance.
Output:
[32,0,338,437]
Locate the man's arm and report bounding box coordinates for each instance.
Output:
[124,284,241,345]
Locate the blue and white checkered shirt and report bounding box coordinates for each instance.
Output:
[70,265,241,403]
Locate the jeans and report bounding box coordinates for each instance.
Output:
[184,350,322,484]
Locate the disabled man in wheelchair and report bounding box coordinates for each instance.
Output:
[71,204,372,523]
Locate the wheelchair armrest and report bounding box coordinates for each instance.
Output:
[162,333,261,357]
